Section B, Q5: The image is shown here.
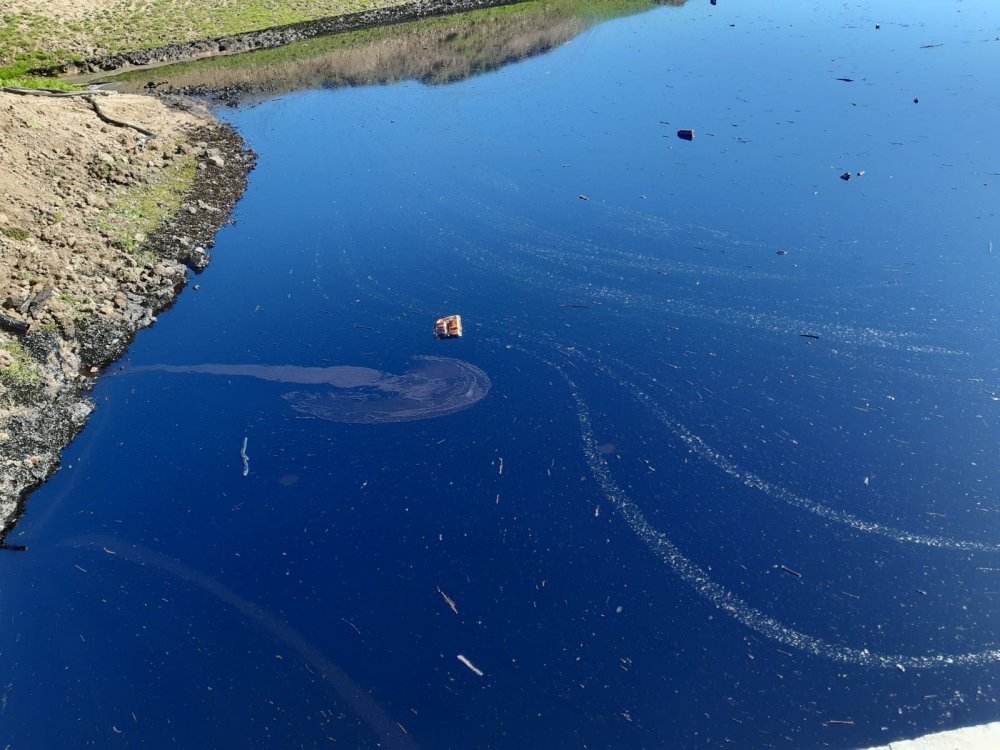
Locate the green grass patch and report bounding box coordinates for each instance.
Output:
[1,227,30,241]
[0,340,44,402]
[1,0,406,72]
[99,152,197,264]
[0,74,79,90]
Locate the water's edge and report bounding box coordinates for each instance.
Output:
[0,121,254,543]
[3,0,539,542]
[50,0,527,77]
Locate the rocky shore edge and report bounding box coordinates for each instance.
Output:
[50,0,521,76]
[0,95,254,541]
[0,0,529,542]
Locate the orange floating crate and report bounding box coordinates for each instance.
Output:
[434,314,463,339]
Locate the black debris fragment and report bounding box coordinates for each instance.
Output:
[0,311,30,335]
[776,249,788,256]
[840,171,852,181]
[800,333,821,340]
[677,129,695,141]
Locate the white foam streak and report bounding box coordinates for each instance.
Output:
[621,377,1000,554]
[556,364,1000,669]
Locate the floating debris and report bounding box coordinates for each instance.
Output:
[776,249,788,256]
[913,97,920,104]
[240,436,249,477]
[677,129,695,141]
[799,332,821,340]
[779,564,802,578]
[457,654,484,677]
[560,303,591,309]
[578,194,589,201]
[434,314,463,339]
[437,586,459,615]
[835,77,854,82]
[840,171,852,181]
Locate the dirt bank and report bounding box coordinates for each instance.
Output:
[0,0,532,540]
[0,90,254,538]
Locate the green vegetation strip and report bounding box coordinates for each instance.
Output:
[100,152,198,267]
[0,0,406,77]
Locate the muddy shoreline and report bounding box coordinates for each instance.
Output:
[48,0,522,76]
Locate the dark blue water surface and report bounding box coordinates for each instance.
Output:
[3,1,1000,747]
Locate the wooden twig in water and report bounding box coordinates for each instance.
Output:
[457,654,484,677]
[437,586,459,615]
[779,564,802,578]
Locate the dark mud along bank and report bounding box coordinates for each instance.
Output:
[0,0,554,540]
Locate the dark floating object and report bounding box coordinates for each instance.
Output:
[856,170,866,177]
[677,129,695,141]
[560,303,590,309]
[835,77,854,82]
[875,22,880,29]
[434,314,463,339]
[913,97,919,103]
[799,332,821,340]
[840,171,852,181]
[133,356,491,424]
[578,194,589,201]
[0,311,30,335]
[776,249,788,256]
[710,0,717,5]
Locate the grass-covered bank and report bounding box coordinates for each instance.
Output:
[0,0,405,80]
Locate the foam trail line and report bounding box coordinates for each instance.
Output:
[561,344,1000,555]
[551,361,1000,670]
[60,535,419,750]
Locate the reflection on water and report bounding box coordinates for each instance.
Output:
[7,1,1000,748]
[102,0,679,101]
[135,356,491,423]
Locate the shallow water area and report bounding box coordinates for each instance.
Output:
[3,0,1000,747]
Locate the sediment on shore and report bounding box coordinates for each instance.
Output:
[0,90,254,538]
